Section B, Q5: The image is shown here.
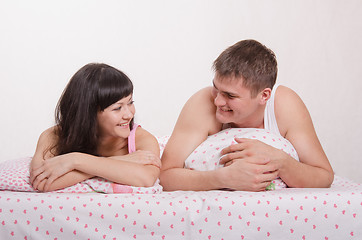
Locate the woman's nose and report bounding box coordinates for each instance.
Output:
[122,106,134,119]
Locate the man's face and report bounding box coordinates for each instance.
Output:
[212,75,262,128]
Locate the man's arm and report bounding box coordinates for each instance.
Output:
[160,87,279,191]
[275,86,334,187]
[160,87,222,190]
[220,86,334,188]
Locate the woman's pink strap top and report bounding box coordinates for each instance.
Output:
[128,124,139,153]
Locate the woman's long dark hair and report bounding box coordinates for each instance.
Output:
[53,63,134,156]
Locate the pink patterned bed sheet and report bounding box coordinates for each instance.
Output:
[1,175,361,240]
[0,135,170,194]
[0,157,162,194]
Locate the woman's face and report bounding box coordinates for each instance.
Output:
[97,94,135,139]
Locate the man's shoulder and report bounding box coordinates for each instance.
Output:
[275,85,303,107]
[274,85,307,135]
[179,87,221,135]
[184,87,215,113]
[275,85,295,96]
[188,86,214,103]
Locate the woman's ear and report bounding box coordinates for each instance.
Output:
[259,88,272,104]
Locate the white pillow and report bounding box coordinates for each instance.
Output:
[0,136,170,193]
[184,128,299,190]
[0,157,163,193]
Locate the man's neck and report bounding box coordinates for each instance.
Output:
[229,120,264,129]
[229,105,266,129]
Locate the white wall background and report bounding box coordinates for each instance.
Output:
[1,0,361,183]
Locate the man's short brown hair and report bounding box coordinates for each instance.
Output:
[213,39,278,97]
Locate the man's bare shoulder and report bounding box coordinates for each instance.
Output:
[184,87,214,108]
[275,85,307,112]
[181,87,221,135]
[275,85,299,99]
[274,85,310,136]
[161,86,222,172]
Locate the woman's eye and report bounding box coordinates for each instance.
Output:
[113,106,121,111]
[128,100,135,105]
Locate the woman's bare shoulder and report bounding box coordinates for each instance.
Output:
[135,126,156,139]
[134,127,159,154]
[38,126,58,144]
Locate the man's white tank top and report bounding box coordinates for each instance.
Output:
[264,84,281,135]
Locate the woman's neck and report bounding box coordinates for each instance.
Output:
[97,136,128,157]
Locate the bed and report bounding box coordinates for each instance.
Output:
[1,135,361,240]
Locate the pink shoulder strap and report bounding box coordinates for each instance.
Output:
[128,124,139,153]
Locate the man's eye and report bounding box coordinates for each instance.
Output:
[226,92,238,99]
[222,93,235,99]
[211,88,218,97]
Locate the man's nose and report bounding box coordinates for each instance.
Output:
[214,92,225,106]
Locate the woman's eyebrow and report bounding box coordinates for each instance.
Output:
[114,95,133,105]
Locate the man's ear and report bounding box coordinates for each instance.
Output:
[259,88,272,104]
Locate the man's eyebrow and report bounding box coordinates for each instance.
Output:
[224,91,238,97]
[213,82,239,97]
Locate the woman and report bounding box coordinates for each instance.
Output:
[30,63,161,192]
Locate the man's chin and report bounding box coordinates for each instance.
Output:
[216,112,232,124]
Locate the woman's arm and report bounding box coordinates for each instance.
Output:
[30,127,94,191]
[31,127,161,192]
[30,127,56,171]
[132,127,161,184]
[67,128,160,188]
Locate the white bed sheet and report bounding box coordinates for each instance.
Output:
[1,175,361,240]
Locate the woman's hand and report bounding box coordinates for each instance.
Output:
[30,153,76,191]
[110,150,161,168]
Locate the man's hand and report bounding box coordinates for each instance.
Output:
[216,137,285,191]
[217,156,279,191]
[219,138,283,167]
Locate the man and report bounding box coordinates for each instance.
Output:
[160,39,334,191]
